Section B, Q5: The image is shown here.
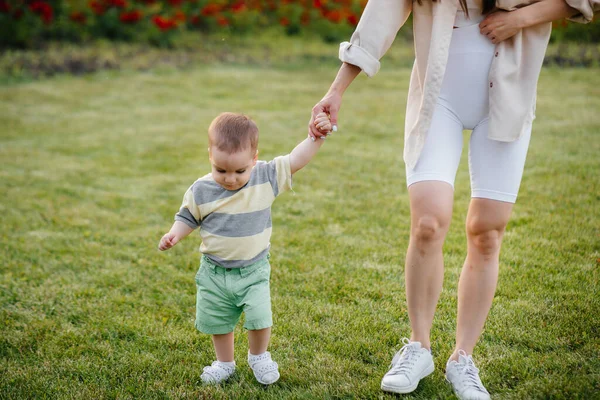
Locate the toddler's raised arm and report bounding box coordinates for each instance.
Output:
[290,113,331,174]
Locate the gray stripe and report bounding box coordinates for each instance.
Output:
[192,161,276,205]
[175,207,200,229]
[263,160,279,197]
[201,209,272,238]
[204,247,270,269]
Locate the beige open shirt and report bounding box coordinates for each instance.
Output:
[339,0,599,169]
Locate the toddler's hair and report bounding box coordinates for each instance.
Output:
[208,112,259,154]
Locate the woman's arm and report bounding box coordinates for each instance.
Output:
[480,0,581,44]
[308,0,412,139]
[308,62,361,140]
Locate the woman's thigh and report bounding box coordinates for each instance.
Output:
[405,102,465,190]
[469,119,532,204]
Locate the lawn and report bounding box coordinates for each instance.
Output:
[1,52,599,399]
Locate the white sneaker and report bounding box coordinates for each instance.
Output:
[381,338,435,394]
[445,350,491,400]
[200,360,235,384]
[248,351,280,385]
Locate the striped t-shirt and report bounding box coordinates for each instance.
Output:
[175,155,292,268]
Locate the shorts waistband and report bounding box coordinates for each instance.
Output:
[449,23,495,54]
[201,254,269,277]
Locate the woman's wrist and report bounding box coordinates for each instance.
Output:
[513,8,532,29]
[328,62,361,97]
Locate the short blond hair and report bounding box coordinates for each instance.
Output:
[208,112,259,154]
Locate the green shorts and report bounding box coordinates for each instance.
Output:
[195,255,272,335]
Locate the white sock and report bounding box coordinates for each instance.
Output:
[248,351,268,362]
[215,360,235,371]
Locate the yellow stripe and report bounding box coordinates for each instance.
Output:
[199,228,272,261]
[181,188,201,223]
[199,182,275,217]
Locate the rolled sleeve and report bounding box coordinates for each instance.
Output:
[566,0,599,23]
[338,0,412,77]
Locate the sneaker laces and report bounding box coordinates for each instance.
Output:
[456,350,489,394]
[388,338,421,377]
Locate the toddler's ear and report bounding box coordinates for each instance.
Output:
[253,149,259,164]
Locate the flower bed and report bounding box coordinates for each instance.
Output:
[0,0,366,48]
[0,0,597,49]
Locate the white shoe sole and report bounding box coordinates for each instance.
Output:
[380,361,435,394]
[257,371,280,385]
[444,376,491,400]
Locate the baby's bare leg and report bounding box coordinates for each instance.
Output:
[212,332,234,362]
[248,327,271,355]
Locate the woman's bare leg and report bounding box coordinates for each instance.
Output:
[450,198,513,360]
[406,181,455,350]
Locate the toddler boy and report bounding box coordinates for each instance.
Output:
[158,112,332,385]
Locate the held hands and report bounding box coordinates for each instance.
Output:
[479,10,525,44]
[313,112,333,137]
[158,232,180,251]
[308,92,341,140]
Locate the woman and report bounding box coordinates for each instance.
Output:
[309,0,598,398]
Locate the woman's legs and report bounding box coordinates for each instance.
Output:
[406,181,455,349]
[449,113,532,359]
[450,198,513,359]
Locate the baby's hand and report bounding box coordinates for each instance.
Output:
[313,112,332,134]
[158,232,179,251]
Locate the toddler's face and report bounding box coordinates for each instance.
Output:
[209,146,258,191]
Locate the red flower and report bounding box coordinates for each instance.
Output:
[69,11,87,24]
[200,4,221,16]
[152,15,177,31]
[216,15,229,26]
[29,1,53,24]
[13,8,24,19]
[190,14,201,25]
[313,0,322,8]
[89,0,105,15]
[173,10,186,22]
[280,17,290,26]
[0,1,10,13]
[106,0,127,8]
[347,13,358,26]
[230,1,246,12]
[300,11,310,25]
[168,0,184,6]
[325,9,341,23]
[119,9,142,23]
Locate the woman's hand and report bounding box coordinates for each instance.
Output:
[479,10,525,44]
[308,92,342,140]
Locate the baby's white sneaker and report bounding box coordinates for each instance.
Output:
[445,350,490,400]
[381,338,435,394]
[248,351,280,385]
[200,360,235,384]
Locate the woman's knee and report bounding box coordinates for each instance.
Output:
[412,214,449,246]
[466,218,505,256]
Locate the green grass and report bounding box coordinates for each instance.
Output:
[1,59,599,399]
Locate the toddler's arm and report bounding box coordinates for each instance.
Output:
[158,220,195,251]
[290,113,332,174]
